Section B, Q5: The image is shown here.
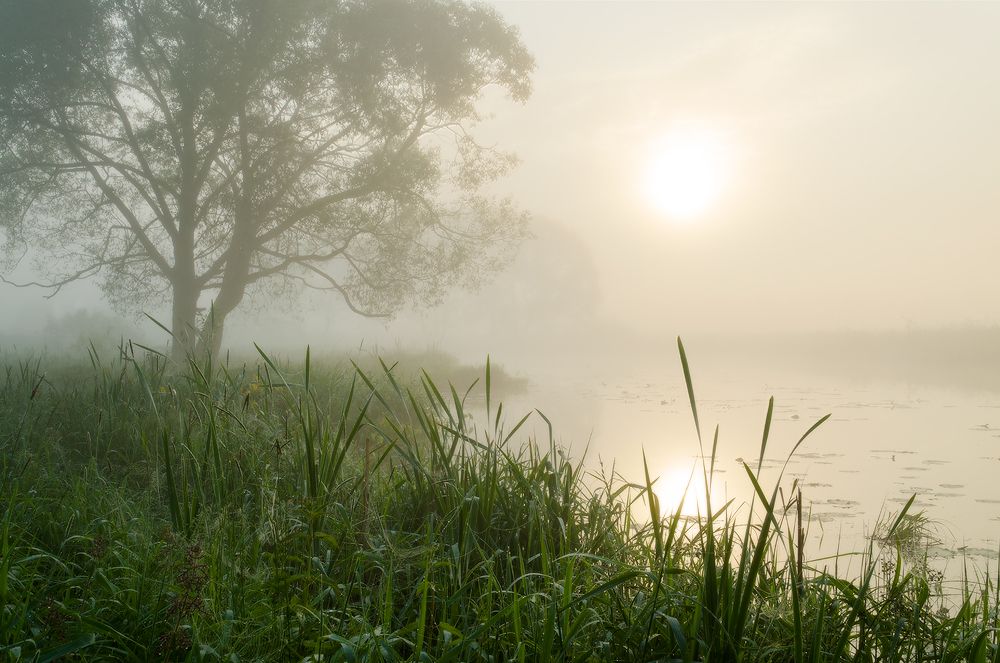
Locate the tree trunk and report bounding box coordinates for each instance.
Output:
[196,303,229,360]
[169,220,199,362]
[195,259,249,360]
[193,106,255,361]
[172,86,201,364]
[170,278,199,363]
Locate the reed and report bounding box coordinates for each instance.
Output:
[0,340,996,661]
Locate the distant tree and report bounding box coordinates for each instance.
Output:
[0,0,532,360]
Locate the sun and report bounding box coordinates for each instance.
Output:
[642,128,731,222]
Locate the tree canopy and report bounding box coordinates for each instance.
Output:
[0,0,533,358]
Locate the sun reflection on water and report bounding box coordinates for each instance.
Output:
[654,462,715,518]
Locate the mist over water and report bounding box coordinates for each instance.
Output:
[3,0,1000,579]
[12,3,1000,658]
[495,347,1000,579]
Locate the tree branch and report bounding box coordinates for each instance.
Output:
[57,125,174,278]
[85,62,178,238]
[0,264,102,298]
[282,262,389,318]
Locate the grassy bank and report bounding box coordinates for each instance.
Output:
[1,340,998,661]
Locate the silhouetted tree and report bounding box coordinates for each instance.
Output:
[0,0,532,359]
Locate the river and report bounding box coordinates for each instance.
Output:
[485,354,1000,587]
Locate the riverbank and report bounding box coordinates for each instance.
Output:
[0,342,996,661]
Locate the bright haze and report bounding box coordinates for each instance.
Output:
[244,1,1000,361]
[398,1,1000,371]
[3,1,999,373]
[3,0,998,568]
[473,1,1000,335]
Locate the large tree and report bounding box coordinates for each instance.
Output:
[0,0,532,359]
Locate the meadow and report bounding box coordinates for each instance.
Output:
[1,339,998,662]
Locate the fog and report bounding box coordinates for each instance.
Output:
[5,2,999,373]
[5,10,997,404]
[475,1,1000,338]
[4,0,1000,586]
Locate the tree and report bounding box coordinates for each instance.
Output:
[0,0,532,360]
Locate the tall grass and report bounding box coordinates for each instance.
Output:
[0,339,997,661]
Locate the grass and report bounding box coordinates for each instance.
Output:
[0,338,998,661]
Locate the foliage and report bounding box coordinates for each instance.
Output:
[0,341,997,661]
[0,0,533,358]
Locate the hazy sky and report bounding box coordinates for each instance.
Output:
[3,2,1000,354]
[473,1,1000,334]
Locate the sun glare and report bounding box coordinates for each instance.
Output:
[642,129,731,222]
[654,463,709,518]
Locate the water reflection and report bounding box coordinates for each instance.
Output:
[654,462,710,518]
[497,362,1000,580]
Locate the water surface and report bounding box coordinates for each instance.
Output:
[491,359,1000,583]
